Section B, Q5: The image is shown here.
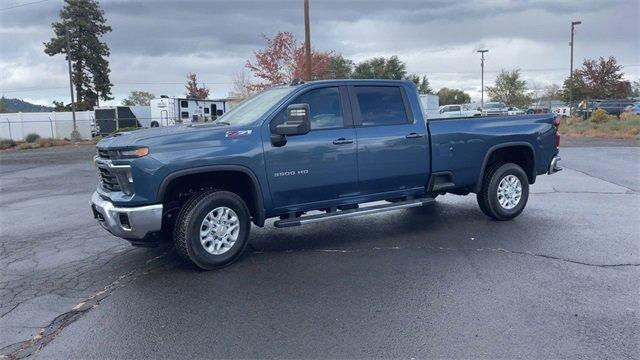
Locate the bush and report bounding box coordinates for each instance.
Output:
[0,138,17,150]
[620,112,640,122]
[25,133,41,143]
[17,143,34,150]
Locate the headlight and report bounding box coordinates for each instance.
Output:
[117,147,149,158]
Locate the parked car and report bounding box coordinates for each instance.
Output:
[91,80,562,269]
[527,107,550,114]
[623,102,640,115]
[481,102,509,116]
[433,104,481,119]
[507,107,525,115]
[553,106,571,118]
[596,99,636,116]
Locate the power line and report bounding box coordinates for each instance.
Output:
[0,0,49,11]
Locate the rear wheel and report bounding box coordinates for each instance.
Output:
[173,190,251,270]
[477,163,529,221]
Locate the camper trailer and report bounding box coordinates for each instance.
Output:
[94,106,151,135]
[149,96,229,127]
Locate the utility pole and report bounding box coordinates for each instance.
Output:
[65,25,79,141]
[304,0,312,81]
[569,20,581,113]
[477,49,488,109]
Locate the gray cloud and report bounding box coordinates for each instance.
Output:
[0,0,638,104]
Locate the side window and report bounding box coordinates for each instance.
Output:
[181,111,189,119]
[451,105,461,112]
[180,100,189,108]
[355,86,408,126]
[270,87,344,131]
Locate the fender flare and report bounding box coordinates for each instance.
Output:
[157,165,266,226]
[474,141,536,193]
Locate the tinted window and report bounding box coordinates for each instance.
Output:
[180,100,188,108]
[181,111,189,118]
[355,87,408,126]
[271,87,343,131]
[450,105,461,112]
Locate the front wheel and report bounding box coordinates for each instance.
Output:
[477,163,529,221]
[173,190,251,270]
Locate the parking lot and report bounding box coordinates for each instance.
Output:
[1,140,638,358]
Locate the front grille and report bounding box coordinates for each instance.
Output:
[97,166,121,192]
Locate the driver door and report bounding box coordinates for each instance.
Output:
[263,86,358,211]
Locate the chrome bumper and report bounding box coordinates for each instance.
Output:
[90,191,163,240]
[548,156,562,175]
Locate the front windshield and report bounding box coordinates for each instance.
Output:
[217,86,296,126]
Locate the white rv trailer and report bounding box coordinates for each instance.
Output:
[149,96,230,127]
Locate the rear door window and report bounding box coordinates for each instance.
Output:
[354,86,409,126]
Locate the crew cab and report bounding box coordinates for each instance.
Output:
[91,80,562,269]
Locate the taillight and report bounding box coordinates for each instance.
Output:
[554,116,561,148]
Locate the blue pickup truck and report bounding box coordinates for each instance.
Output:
[91,80,562,269]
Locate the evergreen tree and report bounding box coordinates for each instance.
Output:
[44,0,113,111]
[352,56,407,80]
[406,74,433,94]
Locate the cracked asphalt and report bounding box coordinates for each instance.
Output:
[1,140,638,358]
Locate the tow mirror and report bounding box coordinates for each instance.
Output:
[275,104,311,136]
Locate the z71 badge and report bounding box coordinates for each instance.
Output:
[225,130,252,138]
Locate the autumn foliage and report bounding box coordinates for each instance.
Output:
[185,72,210,99]
[245,32,332,91]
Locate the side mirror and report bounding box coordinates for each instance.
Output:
[274,104,311,136]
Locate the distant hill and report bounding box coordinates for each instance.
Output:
[0,98,52,113]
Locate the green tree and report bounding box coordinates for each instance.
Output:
[326,54,354,79]
[561,56,631,101]
[486,69,532,108]
[352,56,407,80]
[0,96,6,113]
[52,100,70,111]
[632,79,640,97]
[44,0,113,111]
[122,91,155,106]
[406,74,432,94]
[436,88,470,105]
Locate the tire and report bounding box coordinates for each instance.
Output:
[476,163,529,221]
[173,189,251,270]
[151,121,159,128]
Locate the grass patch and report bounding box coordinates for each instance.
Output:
[560,113,640,139]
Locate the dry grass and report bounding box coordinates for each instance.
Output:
[559,113,640,139]
[1,138,72,151]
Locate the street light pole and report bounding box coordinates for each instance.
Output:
[569,20,581,113]
[303,0,312,81]
[477,49,488,109]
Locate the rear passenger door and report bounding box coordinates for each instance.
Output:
[350,85,429,195]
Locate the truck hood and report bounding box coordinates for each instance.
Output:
[97,124,233,149]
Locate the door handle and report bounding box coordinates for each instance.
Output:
[333,138,354,145]
[405,133,423,139]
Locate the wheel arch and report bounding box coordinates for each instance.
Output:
[475,142,536,193]
[158,165,266,227]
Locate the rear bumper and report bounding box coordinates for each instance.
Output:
[90,191,163,240]
[548,156,562,175]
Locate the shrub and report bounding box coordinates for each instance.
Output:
[588,108,610,124]
[620,112,640,122]
[0,138,17,150]
[25,133,41,143]
[17,143,34,150]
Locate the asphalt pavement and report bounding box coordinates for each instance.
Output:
[0,140,638,358]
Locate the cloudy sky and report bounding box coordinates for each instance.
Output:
[0,0,638,106]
